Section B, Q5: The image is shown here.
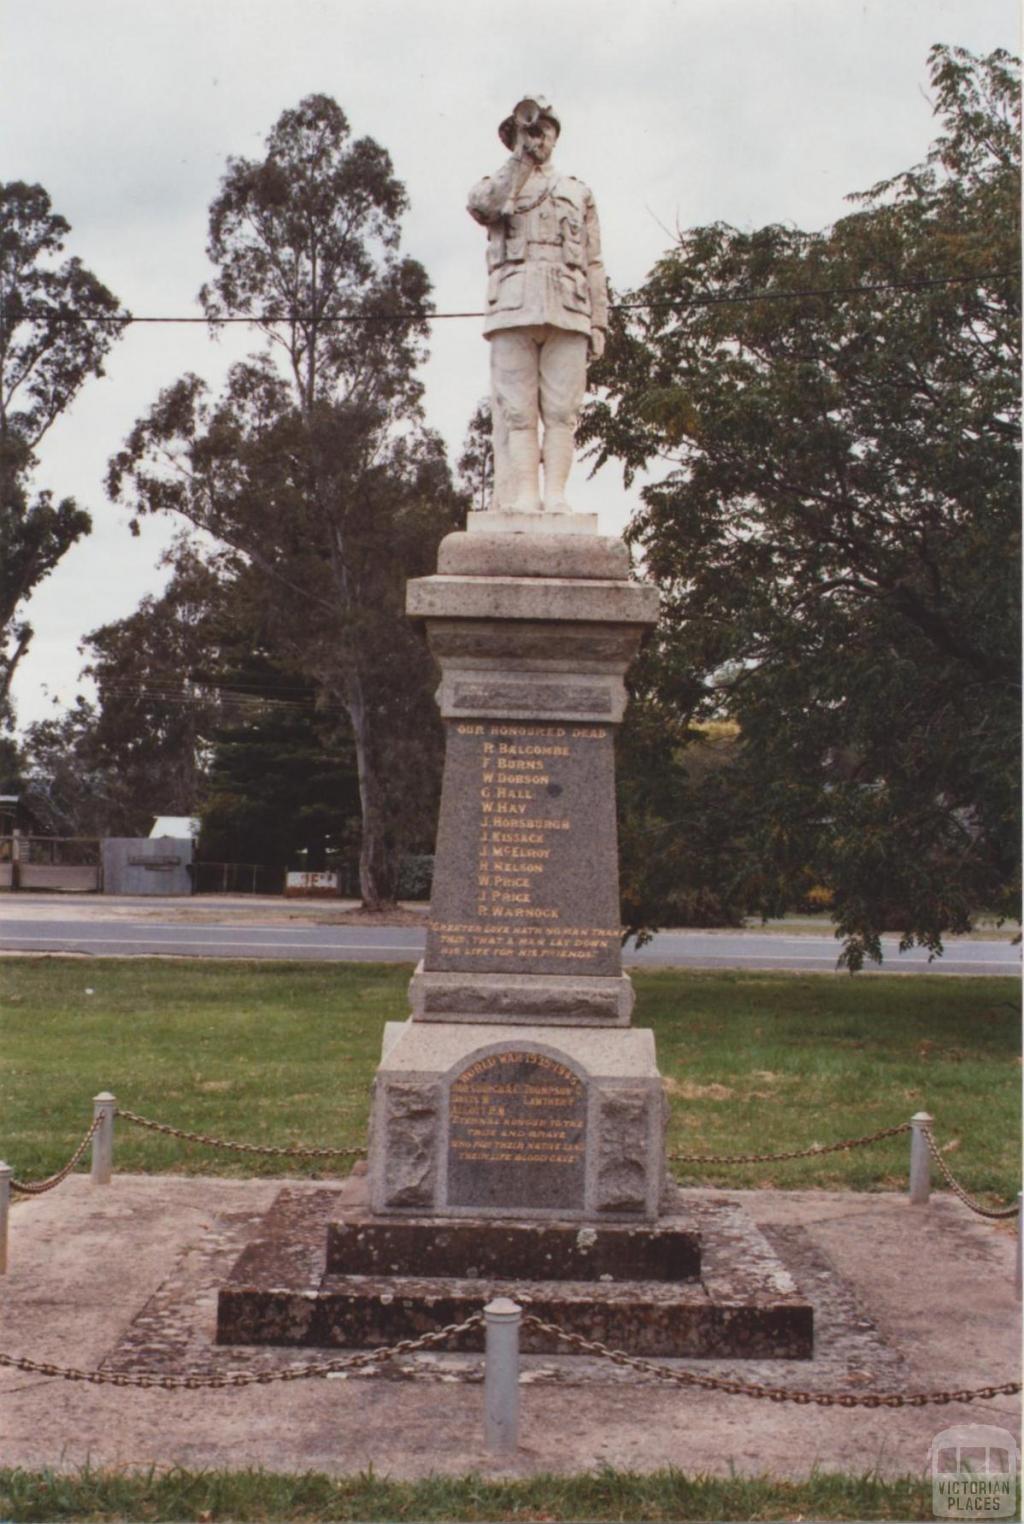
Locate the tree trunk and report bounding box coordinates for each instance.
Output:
[345,671,400,910]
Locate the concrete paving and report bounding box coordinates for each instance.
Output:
[1,1174,1018,1479]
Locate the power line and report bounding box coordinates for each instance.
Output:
[5,271,1016,328]
[89,680,340,714]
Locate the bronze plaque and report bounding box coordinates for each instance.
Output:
[447,1050,587,1211]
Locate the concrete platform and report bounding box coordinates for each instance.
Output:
[215,1181,812,1358]
[0,1174,1018,1480]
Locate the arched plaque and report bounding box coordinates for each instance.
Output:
[447,1049,587,1210]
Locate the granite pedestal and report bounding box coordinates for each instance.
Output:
[367,1021,665,1219]
[368,517,665,1229]
[217,513,814,1357]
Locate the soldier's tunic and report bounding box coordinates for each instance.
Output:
[469,161,608,337]
[468,158,608,457]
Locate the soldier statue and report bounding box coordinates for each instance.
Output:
[468,96,608,515]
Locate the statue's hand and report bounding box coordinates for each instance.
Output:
[588,329,606,363]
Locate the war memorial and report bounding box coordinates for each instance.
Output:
[214,96,812,1362]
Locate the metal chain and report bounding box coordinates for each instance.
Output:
[10,1116,103,1196]
[0,1314,484,1390]
[115,1108,366,1160]
[2,1307,1017,1406]
[922,1129,1020,1219]
[521,1316,1022,1408]
[668,1121,911,1166]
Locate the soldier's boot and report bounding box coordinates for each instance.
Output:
[541,424,575,513]
[505,427,542,513]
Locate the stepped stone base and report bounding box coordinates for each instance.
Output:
[325,1211,701,1281]
[215,1180,814,1360]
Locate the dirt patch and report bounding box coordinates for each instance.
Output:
[663,1078,736,1101]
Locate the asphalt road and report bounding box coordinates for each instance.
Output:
[0,907,1018,975]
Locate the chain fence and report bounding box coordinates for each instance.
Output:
[520,1316,1022,1408]
[7,1108,1018,1218]
[0,1315,483,1390]
[115,1107,367,1161]
[10,1117,103,1196]
[668,1120,1019,1219]
[2,1103,1019,1431]
[668,1121,912,1166]
[0,1306,1017,1409]
[922,1128,1021,1220]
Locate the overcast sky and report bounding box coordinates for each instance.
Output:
[4,0,1019,731]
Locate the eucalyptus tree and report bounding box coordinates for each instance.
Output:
[109,97,462,906]
[0,181,127,722]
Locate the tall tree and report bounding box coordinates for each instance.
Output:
[199,652,360,876]
[108,96,462,907]
[0,181,128,723]
[19,700,122,838]
[21,553,223,836]
[584,46,1021,966]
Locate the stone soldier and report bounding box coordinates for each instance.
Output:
[468,96,608,515]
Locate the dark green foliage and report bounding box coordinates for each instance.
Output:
[199,654,360,872]
[20,551,366,869]
[589,48,1021,966]
[0,181,127,723]
[20,554,222,835]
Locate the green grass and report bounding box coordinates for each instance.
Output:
[0,1464,936,1521]
[642,968,1021,1195]
[1,958,1019,1200]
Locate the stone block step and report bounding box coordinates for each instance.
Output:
[219,1271,812,1359]
[326,1211,701,1282]
[215,1182,814,1361]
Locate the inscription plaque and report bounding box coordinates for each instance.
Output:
[447,1050,587,1210]
[426,720,622,977]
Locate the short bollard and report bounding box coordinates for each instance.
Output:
[0,1161,11,1274]
[484,1297,521,1455]
[91,1092,116,1186]
[909,1111,933,1205]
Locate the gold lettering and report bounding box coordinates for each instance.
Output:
[450,1052,584,1172]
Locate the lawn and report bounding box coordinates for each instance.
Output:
[1,957,1019,1200]
[0,1464,937,1521]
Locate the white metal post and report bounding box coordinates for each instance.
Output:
[0,1161,11,1273]
[484,1297,521,1455]
[909,1111,933,1205]
[1015,1193,1022,1302]
[91,1092,116,1185]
